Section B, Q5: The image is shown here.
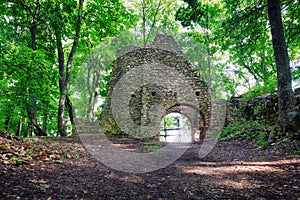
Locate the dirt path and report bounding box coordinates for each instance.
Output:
[0,136,299,199]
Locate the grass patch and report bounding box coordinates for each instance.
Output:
[142,144,161,152]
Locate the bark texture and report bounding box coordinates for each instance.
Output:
[267,0,294,131]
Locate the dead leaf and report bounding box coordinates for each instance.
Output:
[29,179,47,184]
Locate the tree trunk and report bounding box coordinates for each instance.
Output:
[26,98,46,136]
[27,0,46,136]
[87,57,101,120]
[66,95,75,126]
[142,0,146,46]
[57,0,84,136]
[26,97,46,136]
[87,64,93,119]
[267,0,294,131]
[205,14,212,87]
[42,104,49,133]
[4,117,10,132]
[55,28,66,136]
[92,71,101,119]
[27,123,32,137]
[30,25,37,51]
[16,117,24,137]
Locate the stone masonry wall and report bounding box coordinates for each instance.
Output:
[99,34,212,138]
[226,88,300,132]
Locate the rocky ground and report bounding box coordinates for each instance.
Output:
[0,133,299,199]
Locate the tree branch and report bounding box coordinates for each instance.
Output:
[240,60,259,82]
[66,0,84,83]
[145,0,162,46]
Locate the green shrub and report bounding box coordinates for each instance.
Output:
[219,121,265,139]
[293,150,300,155]
[219,121,271,148]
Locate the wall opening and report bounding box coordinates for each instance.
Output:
[159,113,192,143]
[99,34,212,138]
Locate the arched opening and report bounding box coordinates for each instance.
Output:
[159,113,192,143]
[165,103,206,142]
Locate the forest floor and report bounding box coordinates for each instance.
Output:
[0,132,300,200]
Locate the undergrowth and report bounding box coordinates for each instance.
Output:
[219,121,272,149]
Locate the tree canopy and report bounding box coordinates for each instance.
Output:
[1,0,299,136]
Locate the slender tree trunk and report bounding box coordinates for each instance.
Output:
[30,25,37,51]
[56,24,76,134]
[92,67,101,119]
[26,97,46,136]
[27,0,46,136]
[4,117,10,132]
[26,95,46,135]
[87,64,93,119]
[142,0,146,46]
[87,58,101,120]
[205,14,212,87]
[66,95,75,126]
[27,123,32,137]
[42,104,49,133]
[16,117,24,137]
[141,0,162,46]
[145,0,162,46]
[267,0,294,131]
[56,28,66,136]
[57,0,84,136]
[197,62,203,80]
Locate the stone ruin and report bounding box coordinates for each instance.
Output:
[99,34,213,140]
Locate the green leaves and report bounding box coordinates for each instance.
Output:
[175,0,299,99]
[0,0,135,135]
[81,0,134,47]
[175,0,205,27]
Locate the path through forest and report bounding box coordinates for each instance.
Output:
[0,134,299,199]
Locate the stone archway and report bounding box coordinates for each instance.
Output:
[159,112,192,143]
[99,34,212,141]
[165,104,206,141]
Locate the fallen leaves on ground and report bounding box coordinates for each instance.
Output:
[0,131,84,166]
[0,130,299,199]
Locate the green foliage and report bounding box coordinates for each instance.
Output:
[178,32,211,83]
[219,121,271,148]
[142,144,161,152]
[219,0,299,98]
[160,113,191,130]
[8,157,26,164]
[176,0,299,99]
[293,150,300,155]
[175,1,225,96]
[0,41,59,135]
[283,0,300,61]
[161,115,175,129]
[1,0,299,136]
[242,79,277,99]
[26,149,34,154]
[292,67,300,87]
[99,63,113,98]
[0,0,134,136]
[123,0,184,46]
[175,0,205,27]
